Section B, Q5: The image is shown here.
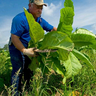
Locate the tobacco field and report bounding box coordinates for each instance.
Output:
[0,0,96,95]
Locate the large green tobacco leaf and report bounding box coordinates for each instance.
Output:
[57,49,69,61]
[40,31,74,61]
[57,7,74,37]
[28,57,39,71]
[64,0,74,10]
[62,52,82,83]
[59,7,74,25]
[40,31,74,51]
[71,28,96,48]
[57,22,73,37]
[89,43,96,50]
[24,8,44,44]
[72,49,94,70]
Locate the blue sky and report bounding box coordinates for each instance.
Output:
[0,0,96,48]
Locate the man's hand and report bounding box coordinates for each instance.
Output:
[23,48,37,57]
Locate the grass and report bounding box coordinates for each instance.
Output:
[0,48,96,96]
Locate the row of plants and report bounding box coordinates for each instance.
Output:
[0,50,12,92]
[0,49,96,95]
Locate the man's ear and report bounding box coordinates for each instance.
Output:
[28,3,31,7]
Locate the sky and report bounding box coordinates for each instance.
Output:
[0,0,96,48]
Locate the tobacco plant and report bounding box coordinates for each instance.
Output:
[24,0,95,84]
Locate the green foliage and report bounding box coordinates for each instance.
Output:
[79,47,96,69]
[71,28,96,48]
[0,78,4,92]
[62,52,82,84]
[70,66,96,96]
[57,7,74,37]
[57,23,73,37]
[0,50,12,92]
[24,0,75,83]
[24,0,95,84]
[0,0,96,95]
[28,57,39,71]
[0,44,9,51]
[72,49,94,70]
[39,31,74,61]
[64,0,74,10]
[58,49,69,61]
[40,31,74,51]
[60,7,74,25]
[57,0,74,37]
[3,44,9,51]
[24,8,44,46]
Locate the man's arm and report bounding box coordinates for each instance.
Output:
[11,34,25,52]
[11,34,36,56]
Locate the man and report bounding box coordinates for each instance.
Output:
[9,0,57,95]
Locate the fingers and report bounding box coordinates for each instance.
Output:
[23,48,39,57]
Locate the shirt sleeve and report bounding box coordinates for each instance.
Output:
[41,18,53,32]
[10,15,25,37]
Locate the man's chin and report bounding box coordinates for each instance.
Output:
[37,14,41,18]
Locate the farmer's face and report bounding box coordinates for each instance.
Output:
[29,3,43,19]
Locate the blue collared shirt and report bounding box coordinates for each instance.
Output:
[10,10,53,47]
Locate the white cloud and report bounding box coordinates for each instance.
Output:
[73,4,96,29]
[43,3,62,16]
[0,17,12,48]
[42,2,62,29]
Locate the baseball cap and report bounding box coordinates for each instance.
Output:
[29,0,47,6]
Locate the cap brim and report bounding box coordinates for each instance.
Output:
[35,2,47,6]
